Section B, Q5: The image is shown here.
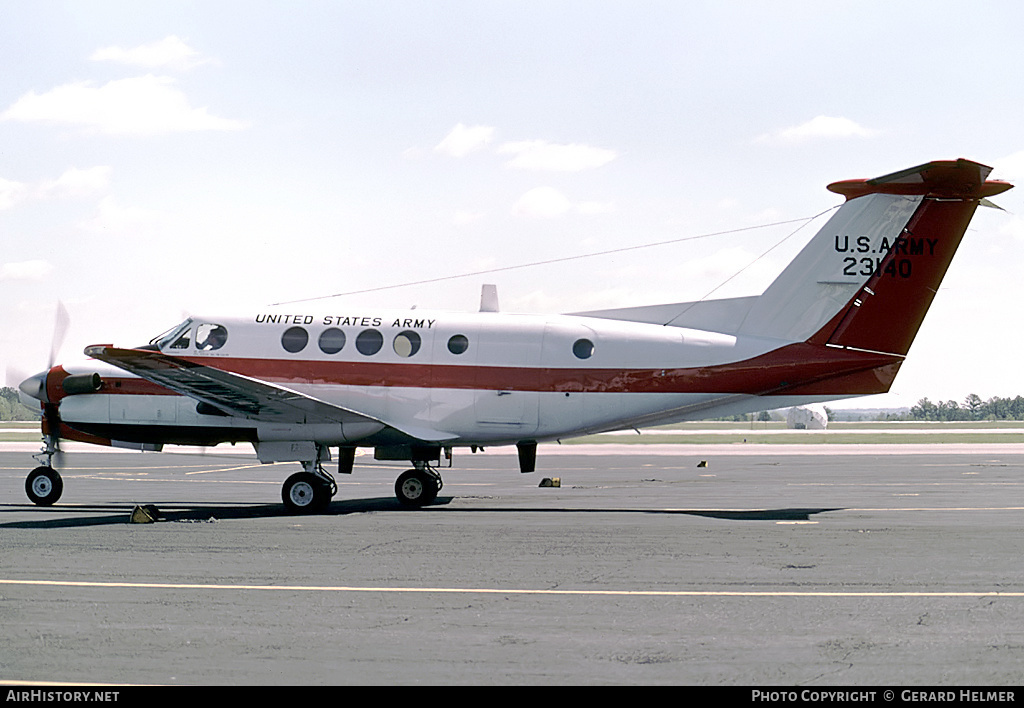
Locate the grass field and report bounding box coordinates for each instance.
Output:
[565,420,1024,444]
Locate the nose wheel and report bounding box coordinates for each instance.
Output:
[26,466,63,506]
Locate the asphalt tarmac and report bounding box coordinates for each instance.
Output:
[2,443,1024,686]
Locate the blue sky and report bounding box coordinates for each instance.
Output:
[3,1,1024,410]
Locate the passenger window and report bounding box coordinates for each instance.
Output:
[318,328,346,354]
[572,338,594,359]
[393,330,422,358]
[356,329,383,355]
[281,326,309,353]
[447,334,469,355]
[196,324,228,351]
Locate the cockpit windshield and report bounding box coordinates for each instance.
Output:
[150,319,193,351]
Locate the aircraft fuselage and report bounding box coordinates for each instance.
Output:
[50,308,890,452]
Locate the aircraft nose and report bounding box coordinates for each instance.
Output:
[19,370,48,405]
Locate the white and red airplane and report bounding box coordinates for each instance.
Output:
[17,159,1013,512]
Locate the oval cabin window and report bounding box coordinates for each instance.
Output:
[356,329,384,355]
[572,338,594,359]
[281,326,309,353]
[318,328,346,354]
[393,330,422,358]
[447,334,469,355]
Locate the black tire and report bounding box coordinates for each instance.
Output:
[26,466,63,506]
[282,472,330,513]
[395,469,439,507]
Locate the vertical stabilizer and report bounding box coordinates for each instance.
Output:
[739,159,1011,356]
[809,159,1011,355]
[737,192,922,342]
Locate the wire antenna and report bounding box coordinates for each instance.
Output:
[270,211,836,307]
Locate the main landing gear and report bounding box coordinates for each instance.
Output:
[281,457,338,514]
[279,448,446,513]
[395,464,443,507]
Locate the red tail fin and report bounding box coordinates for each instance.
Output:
[808,159,1011,356]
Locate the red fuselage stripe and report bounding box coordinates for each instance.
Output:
[140,342,901,396]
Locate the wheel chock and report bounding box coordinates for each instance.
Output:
[538,477,560,487]
[129,504,160,524]
[697,460,708,468]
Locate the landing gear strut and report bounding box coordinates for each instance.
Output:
[395,464,442,507]
[281,450,337,514]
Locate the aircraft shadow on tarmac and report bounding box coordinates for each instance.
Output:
[0,497,841,529]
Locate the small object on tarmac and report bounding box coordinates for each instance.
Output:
[697,460,708,467]
[129,504,160,524]
[538,477,560,487]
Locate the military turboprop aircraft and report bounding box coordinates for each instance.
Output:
[17,159,1013,512]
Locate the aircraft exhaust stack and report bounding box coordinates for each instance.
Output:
[61,373,103,395]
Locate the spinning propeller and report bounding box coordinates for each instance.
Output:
[16,302,71,470]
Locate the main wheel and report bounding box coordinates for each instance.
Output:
[26,466,63,506]
[395,469,439,507]
[282,472,331,513]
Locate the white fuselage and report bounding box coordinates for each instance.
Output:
[56,308,840,449]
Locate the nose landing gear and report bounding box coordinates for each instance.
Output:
[26,436,63,506]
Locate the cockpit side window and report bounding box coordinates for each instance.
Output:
[152,319,193,351]
[169,329,191,349]
[196,323,228,351]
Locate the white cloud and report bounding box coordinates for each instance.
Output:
[0,177,28,210]
[512,187,572,218]
[758,115,877,143]
[498,140,617,171]
[38,166,112,198]
[992,150,1024,184]
[434,123,495,157]
[80,196,162,234]
[511,187,614,219]
[0,260,54,281]
[2,75,247,135]
[90,36,214,71]
[0,167,110,209]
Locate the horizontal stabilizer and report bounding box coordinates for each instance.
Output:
[573,296,756,333]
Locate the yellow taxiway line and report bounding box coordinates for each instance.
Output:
[1,578,1022,597]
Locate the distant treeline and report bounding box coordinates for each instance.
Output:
[0,387,37,421]
[901,394,1024,422]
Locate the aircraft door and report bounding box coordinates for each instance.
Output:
[538,320,593,434]
[471,319,540,435]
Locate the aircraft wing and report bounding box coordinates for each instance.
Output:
[83,345,456,443]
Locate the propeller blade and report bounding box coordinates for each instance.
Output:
[48,301,70,369]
